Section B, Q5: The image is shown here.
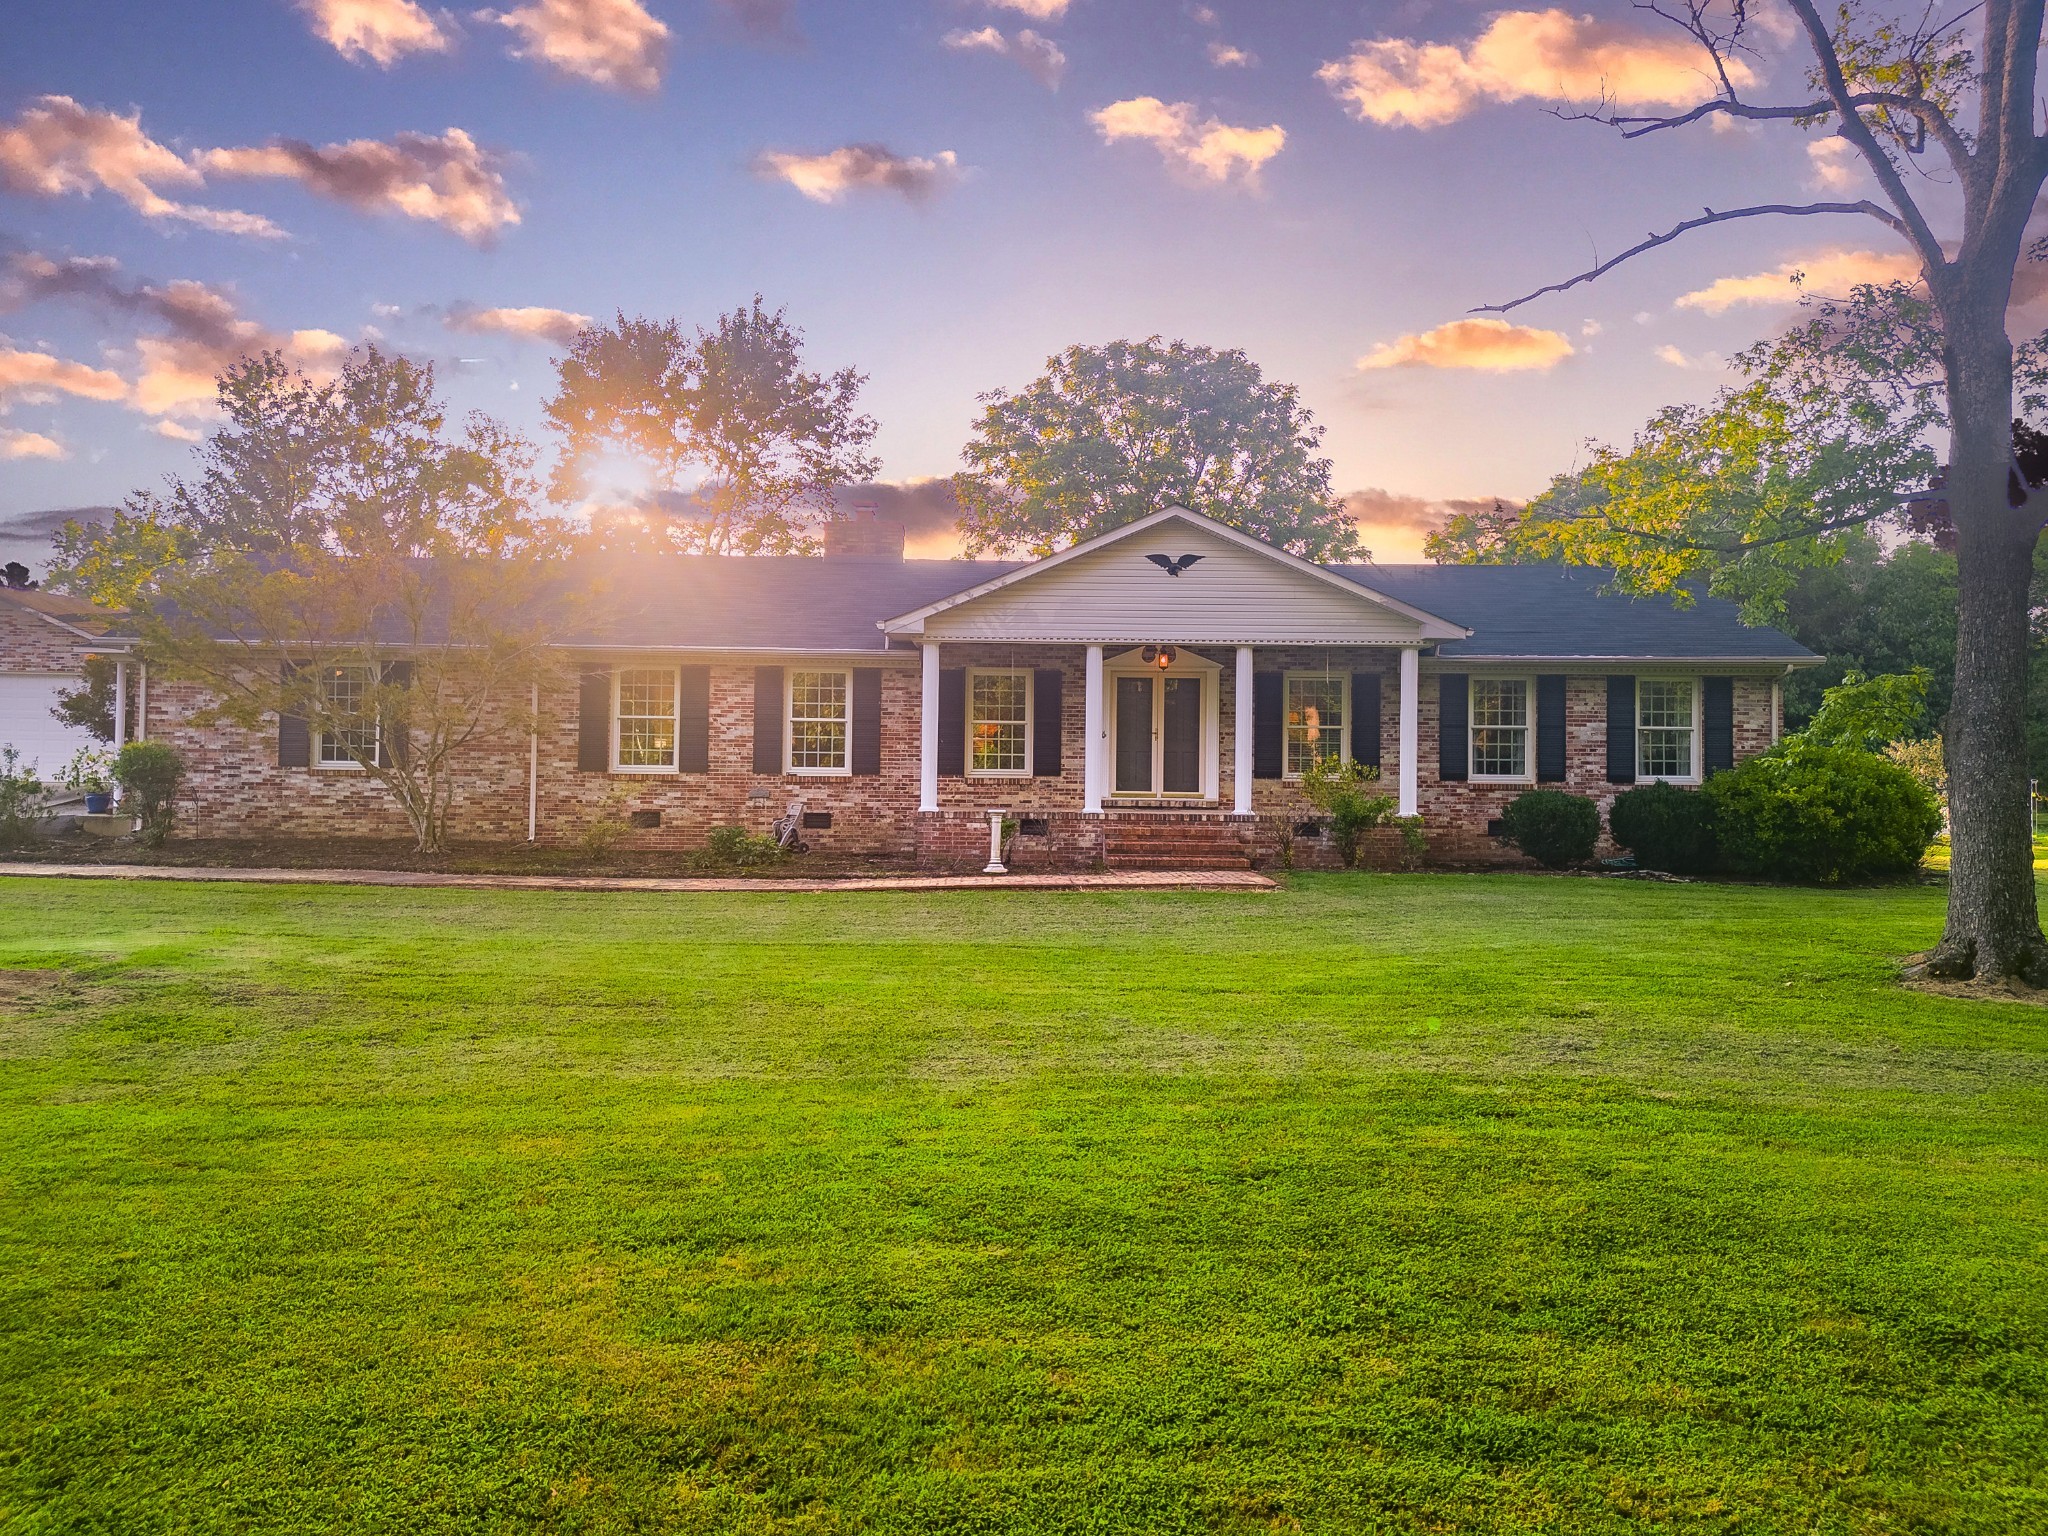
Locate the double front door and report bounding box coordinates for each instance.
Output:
[1113,674,1202,796]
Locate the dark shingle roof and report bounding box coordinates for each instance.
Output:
[1338,564,1815,661]
[561,554,1812,663]
[564,556,1023,652]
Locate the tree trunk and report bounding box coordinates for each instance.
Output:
[1926,302,2048,982]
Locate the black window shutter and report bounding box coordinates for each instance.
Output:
[577,665,611,772]
[379,660,414,769]
[1350,671,1382,770]
[1252,672,1284,779]
[1535,673,1567,783]
[1439,673,1469,782]
[277,661,309,769]
[1702,676,1735,776]
[678,665,710,773]
[1606,675,1637,783]
[1033,668,1063,776]
[937,668,966,777]
[851,667,883,776]
[753,666,784,775]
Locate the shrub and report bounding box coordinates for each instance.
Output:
[1608,781,1716,874]
[114,742,184,848]
[1702,742,1942,882]
[697,825,786,868]
[0,747,49,848]
[60,746,114,796]
[1298,756,1395,868]
[1498,789,1600,869]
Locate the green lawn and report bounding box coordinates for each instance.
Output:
[2,875,2044,1535]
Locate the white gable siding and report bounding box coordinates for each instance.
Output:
[920,520,1429,645]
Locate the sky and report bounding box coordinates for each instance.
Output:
[0,0,1945,561]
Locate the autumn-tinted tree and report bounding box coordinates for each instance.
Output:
[1472,0,2048,981]
[544,298,880,554]
[953,338,1361,560]
[65,348,582,854]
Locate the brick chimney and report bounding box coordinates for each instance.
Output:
[823,501,906,558]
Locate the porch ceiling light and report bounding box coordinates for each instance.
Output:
[1142,644,1178,670]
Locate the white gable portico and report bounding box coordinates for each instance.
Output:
[881,508,1469,819]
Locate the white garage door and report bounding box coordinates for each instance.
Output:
[0,674,94,777]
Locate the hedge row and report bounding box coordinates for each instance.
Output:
[1494,745,1942,882]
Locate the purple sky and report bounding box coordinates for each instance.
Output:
[0,0,1954,559]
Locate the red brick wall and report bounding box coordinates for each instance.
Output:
[149,648,1786,864]
[0,604,88,672]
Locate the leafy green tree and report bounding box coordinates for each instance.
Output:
[1778,534,1958,728]
[67,348,583,854]
[1468,0,2048,980]
[544,298,879,555]
[954,338,1361,559]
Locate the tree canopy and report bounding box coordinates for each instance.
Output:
[62,347,582,855]
[953,338,1360,560]
[544,298,879,555]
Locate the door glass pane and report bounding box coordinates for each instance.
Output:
[1162,677,1201,794]
[1114,676,1153,793]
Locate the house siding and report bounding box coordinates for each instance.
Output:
[148,644,1785,869]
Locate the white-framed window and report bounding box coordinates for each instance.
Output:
[315,664,378,769]
[1284,673,1348,779]
[614,666,679,772]
[1470,677,1531,781]
[1638,677,1699,782]
[969,668,1031,776]
[788,668,851,775]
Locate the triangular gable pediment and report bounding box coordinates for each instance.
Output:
[880,508,1468,646]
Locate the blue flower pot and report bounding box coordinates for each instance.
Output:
[84,791,111,814]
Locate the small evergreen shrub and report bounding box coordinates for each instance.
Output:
[1498,789,1600,869]
[0,747,48,848]
[1298,756,1395,868]
[113,742,183,848]
[697,825,787,868]
[1702,743,1942,882]
[1608,781,1716,874]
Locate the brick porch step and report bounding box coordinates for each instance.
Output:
[1102,816,1255,871]
[1105,853,1254,871]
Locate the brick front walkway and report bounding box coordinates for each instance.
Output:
[0,862,1276,895]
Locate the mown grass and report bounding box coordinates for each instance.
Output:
[1,873,2044,1534]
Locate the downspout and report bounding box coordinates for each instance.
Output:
[527,681,539,843]
[135,660,147,742]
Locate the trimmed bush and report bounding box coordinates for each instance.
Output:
[1608,781,1716,874]
[113,741,183,849]
[1498,789,1600,870]
[1701,743,1941,883]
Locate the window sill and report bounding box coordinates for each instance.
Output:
[610,764,678,775]
[787,767,851,778]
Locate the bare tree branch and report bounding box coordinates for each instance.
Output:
[1782,0,1955,277]
[1474,202,1911,314]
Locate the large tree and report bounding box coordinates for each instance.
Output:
[1472,0,2048,982]
[59,348,581,855]
[953,337,1362,560]
[544,298,880,555]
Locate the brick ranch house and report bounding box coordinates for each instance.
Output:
[86,507,1818,869]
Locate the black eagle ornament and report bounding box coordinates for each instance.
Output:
[1145,553,1205,577]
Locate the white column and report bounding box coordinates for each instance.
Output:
[112,658,129,753]
[1082,644,1104,813]
[1233,645,1254,815]
[919,641,941,813]
[1398,646,1420,818]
